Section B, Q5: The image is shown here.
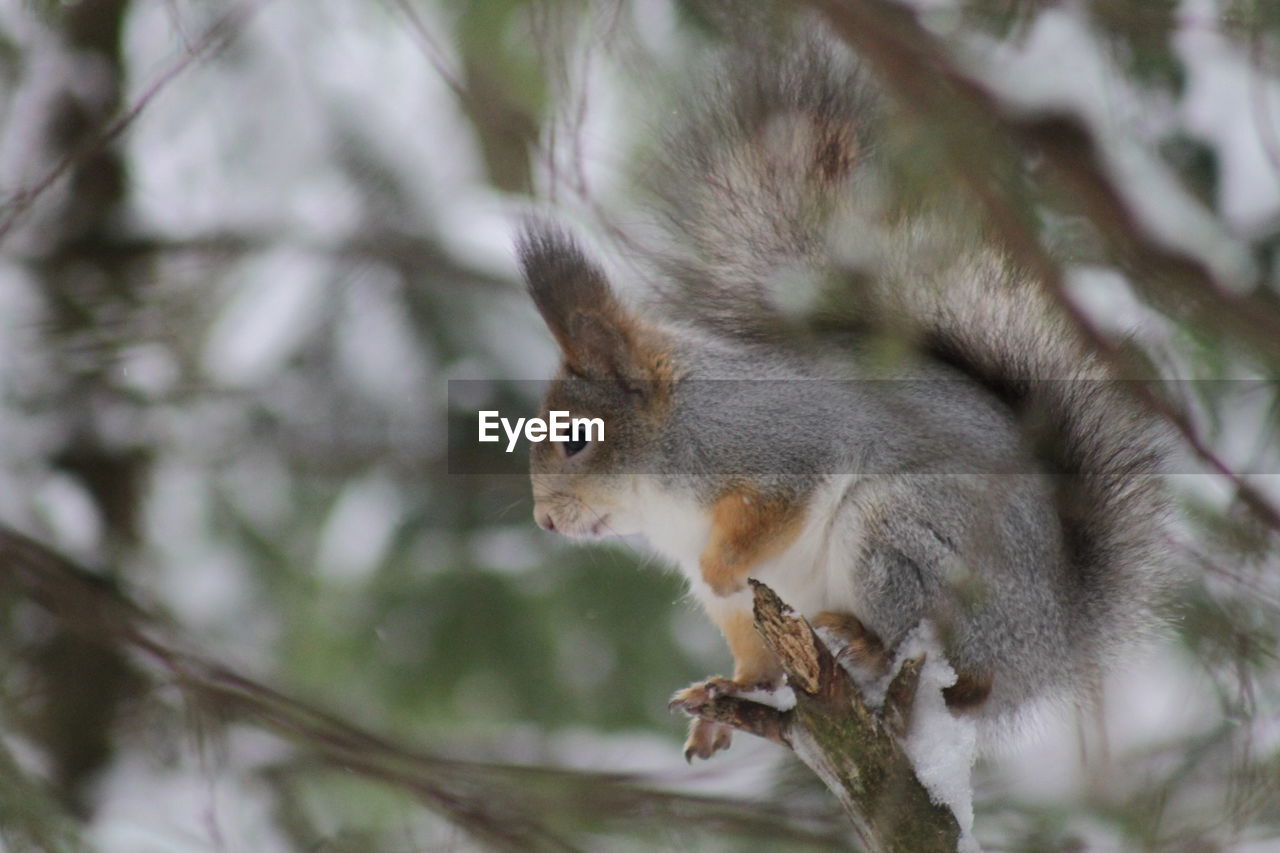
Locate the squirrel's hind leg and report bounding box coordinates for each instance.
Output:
[814,611,995,713]
[812,610,891,677]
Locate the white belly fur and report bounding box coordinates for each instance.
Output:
[633,474,866,624]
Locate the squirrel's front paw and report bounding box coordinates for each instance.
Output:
[669,676,789,711]
[668,675,740,712]
[670,678,741,761]
[669,676,792,760]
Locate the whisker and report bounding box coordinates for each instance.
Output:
[494,497,527,519]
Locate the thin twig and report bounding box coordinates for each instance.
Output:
[0,1,266,246]
[384,0,470,104]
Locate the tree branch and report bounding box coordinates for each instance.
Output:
[677,581,962,853]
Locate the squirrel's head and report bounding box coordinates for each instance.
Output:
[517,222,680,540]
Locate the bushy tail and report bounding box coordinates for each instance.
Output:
[887,243,1175,666]
[641,28,878,339]
[645,23,1173,663]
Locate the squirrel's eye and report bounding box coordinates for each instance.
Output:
[563,436,590,457]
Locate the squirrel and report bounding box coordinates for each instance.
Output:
[516,18,1172,761]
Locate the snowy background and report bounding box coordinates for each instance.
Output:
[1,0,1278,850]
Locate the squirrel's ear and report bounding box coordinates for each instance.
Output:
[517,221,656,384]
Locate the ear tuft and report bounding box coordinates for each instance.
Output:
[516,219,617,343]
[516,218,638,379]
[516,219,677,391]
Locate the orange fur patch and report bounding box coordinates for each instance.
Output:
[714,609,783,686]
[699,487,806,597]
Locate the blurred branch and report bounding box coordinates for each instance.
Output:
[0,1,264,246]
[26,228,513,291]
[0,526,853,851]
[672,581,961,853]
[809,0,1280,354]
[811,0,1280,531]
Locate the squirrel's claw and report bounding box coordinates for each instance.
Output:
[683,718,733,761]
